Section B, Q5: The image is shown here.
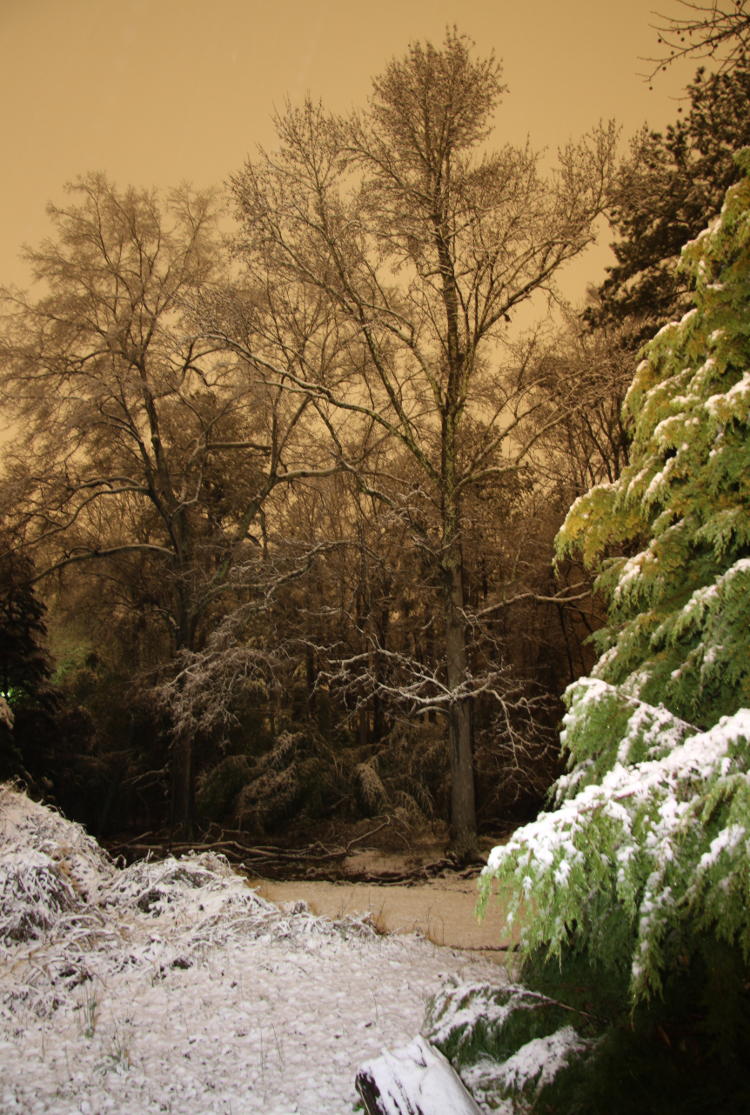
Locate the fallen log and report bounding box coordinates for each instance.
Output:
[103,837,348,869]
[356,1034,482,1115]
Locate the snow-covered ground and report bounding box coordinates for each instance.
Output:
[0,786,503,1114]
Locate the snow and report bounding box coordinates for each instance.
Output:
[488,705,750,882]
[358,1034,482,1114]
[698,823,747,871]
[482,695,750,995]
[705,371,750,419]
[449,1022,592,1112]
[0,786,502,1114]
[494,1026,589,1092]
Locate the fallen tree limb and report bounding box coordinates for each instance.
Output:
[104,837,348,866]
[102,834,486,883]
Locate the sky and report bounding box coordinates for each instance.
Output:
[0,0,701,301]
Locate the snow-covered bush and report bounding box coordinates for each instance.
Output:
[471,154,750,1112]
[0,778,385,1046]
[0,781,114,941]
[481,695,750,999]
[424,978,595,1110]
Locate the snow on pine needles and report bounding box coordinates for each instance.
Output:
[0,784,501,1114]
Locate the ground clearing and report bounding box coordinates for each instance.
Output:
[0,787,508,1114]
[257,875,515,957]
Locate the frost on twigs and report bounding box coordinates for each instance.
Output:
[0,848,79,944]
[0,782,376,1017]
[0,782,114,945]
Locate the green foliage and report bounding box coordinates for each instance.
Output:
[475,154,750,1111]
[481,694,750,1002]
[559,151,750,727]
[424,980,596,1113]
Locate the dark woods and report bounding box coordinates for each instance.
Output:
[1,30,744,856]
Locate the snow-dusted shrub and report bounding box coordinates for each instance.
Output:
[481,695,750,999]
[0,782,114,946]
[0,847,80,943]
[424,980,594,1112]
[426,980,587,1063]
[0,782,379,1026]
[103,851,252,913]
[355,758,390,815]
[194,752,252,820]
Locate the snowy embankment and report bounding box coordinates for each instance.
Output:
[0,786,502,1114]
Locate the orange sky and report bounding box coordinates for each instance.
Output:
[1,0,700,300]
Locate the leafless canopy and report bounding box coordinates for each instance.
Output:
[647,0,750,76]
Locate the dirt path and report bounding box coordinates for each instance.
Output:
[254,874,516,959]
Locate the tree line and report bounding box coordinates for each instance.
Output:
[1,24,748,857]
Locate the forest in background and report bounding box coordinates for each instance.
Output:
[3,3,750,1110]
[0,8,749,862]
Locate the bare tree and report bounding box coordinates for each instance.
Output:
[0,174,338,833]
[647,0,750,76]
[211,31,618,854]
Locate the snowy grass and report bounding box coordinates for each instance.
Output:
[0,785,502,1113]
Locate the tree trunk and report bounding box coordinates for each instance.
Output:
[443,555,477,859]
[169,586,197,838]
[169,731,194,840]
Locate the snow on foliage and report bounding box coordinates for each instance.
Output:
[0,784,500,1114]
[491,1027,589,1094]
[463,153,750,1113]
[481,689,750,999]
[479,154,750,1033]
[558,151,750,727]
[423,979,593,1111]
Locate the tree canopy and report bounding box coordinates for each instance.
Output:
[589,56,750,344]
[215,29,617,852]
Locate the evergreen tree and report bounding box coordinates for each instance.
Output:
[442,155,750,1111]
[0,543,56,779]
[0,547,53,708]
[589,58,750,345]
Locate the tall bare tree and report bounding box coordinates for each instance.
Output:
[0,174,337,832]
[213,31,618,854]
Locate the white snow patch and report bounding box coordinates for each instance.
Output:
[358,1034,482,1114]
[497,1026,589,1092]
[698,824,747,871]
[0,786,501,1114]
